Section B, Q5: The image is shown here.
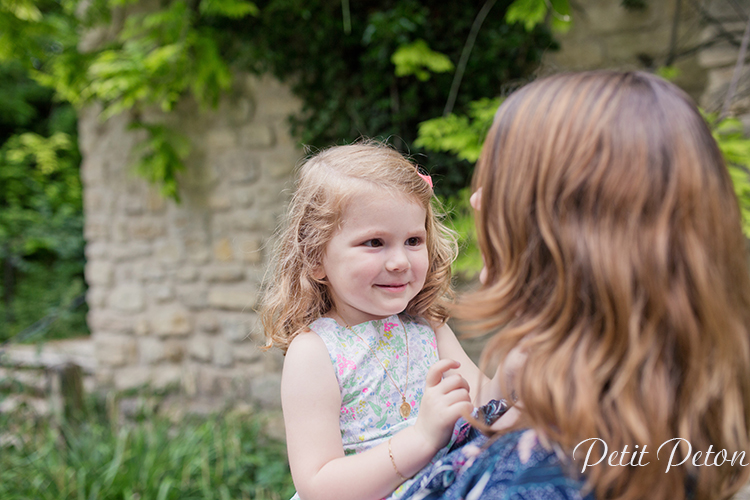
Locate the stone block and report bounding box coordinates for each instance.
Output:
[215,95,254,127]
[213,238,235,262]
[248,74,302,119]
[94,332,137,368]
[214,151,261,184]
[176,285,208,310]
[113,366,152,391]
[114,264,141,283]
[146,284,174,303]
[130,218,166,240]
[196,312,220,333]
[233,209,277,232]
[239,124,275,149]
[138,261,165,281]
[85,241,108,259]
[84,216,110,241]
[175,267,199,283]
[213,339,234,367]
[86,287,107,308]
[151,365,182,390]
[250,373,282,409]
[208,190,233,211]
[163,340,185,362]
[221,316,251,342]
[155,241,185,265]
[139,337,166,365]
[111,220,130,244]
[233,236,263,264]
[206,129,238,151]
[88,310,135,334]
[135,318,150,336]
[109,284,145,312]
[546,38,605,70]
[232,186,256,207]
[110,242,153,262]
[95,367,114,387]
[208,286,258,311]
[189,336,213,362]
[255,180,290,206]
[152,305,192,337]
[197,366,238,395]
[146,189,167,213]
[263,151,298,179]
[233,343,263,363]
[203,264,245,283]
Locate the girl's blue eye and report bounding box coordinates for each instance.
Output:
[406,237,422,246]
[363,239,384,247]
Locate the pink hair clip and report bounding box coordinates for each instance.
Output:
[417,171,433,189]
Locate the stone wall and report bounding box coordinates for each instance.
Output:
[76,0,750,412]
[80,74,301,410]
[542,0,708,99]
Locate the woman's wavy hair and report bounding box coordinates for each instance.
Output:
[261,141,457,353]
[454,71,750,500]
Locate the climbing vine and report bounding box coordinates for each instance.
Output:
[3,0,566,200]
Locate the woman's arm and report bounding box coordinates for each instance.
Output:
[282,330,471,500]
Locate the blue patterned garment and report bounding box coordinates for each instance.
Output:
[400,400,595,500]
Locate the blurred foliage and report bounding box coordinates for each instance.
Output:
[391,39,454,81]
[708,114,750,238]
[0,59,85,343]
[2,0,563,200]
[0,399,294,499]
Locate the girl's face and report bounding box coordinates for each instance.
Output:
[316,188,429,326]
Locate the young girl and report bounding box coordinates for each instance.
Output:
[261,143,501,500]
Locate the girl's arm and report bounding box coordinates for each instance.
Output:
[282,330,471,500]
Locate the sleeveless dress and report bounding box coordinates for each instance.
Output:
[289,313,442,500]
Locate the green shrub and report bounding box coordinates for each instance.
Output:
[0,402,294,499]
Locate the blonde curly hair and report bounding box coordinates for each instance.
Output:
[261,141,457,353]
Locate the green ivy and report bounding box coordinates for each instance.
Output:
[3,0,563,200]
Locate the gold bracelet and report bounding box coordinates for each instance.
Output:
[388,437,407,481]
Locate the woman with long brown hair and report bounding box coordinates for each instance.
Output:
[400,70,750,500]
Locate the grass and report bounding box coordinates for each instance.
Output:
[0,397,295,500]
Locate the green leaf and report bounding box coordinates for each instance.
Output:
[506,0,571,32]
[505,0,547,31]
[391,39,454,81]
[199,0,259,18]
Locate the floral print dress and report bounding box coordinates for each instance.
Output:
[289,313,443,500]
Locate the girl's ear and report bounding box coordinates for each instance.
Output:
[312,264,326,280]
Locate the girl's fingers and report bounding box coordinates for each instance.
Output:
[438,374,470,393]
[425,359,461,388]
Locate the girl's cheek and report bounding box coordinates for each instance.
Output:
[479,266,488,285]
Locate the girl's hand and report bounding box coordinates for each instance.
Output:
[413,359,473,454]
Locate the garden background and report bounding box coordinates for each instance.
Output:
[4,0,750,498]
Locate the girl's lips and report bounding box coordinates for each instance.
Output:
[375,283,408,291]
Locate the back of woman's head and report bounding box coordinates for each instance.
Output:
[456,71,750,500]
[261,141,456,353]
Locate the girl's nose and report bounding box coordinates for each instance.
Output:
[386,248,410,272]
